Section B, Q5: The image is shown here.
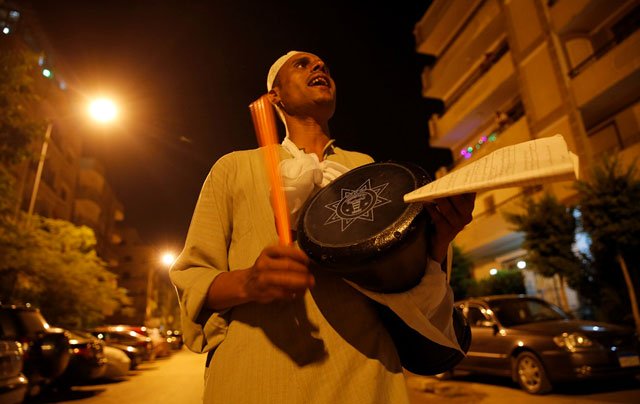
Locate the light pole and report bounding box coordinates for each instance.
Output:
[25,97,118,226]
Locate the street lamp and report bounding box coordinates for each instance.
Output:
[25,97,118,226]
[146,251,177,326]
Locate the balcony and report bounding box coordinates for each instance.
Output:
[571,28,640,129]
[455,191,525,262]
[74,199,101,226]
[414,0,481,58]
[421,0,505,102]
[76,185,103,204]
[550,0,634,36]
[430,52,518,148]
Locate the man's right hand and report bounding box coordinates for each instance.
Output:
[244,244,315,303]
[205,244,315,311]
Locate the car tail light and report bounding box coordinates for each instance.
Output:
[73,346,93,359]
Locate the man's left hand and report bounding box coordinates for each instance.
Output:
[424,193,476,263]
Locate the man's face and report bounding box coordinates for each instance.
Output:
[273,53,336,118]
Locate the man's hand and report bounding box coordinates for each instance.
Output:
[243,244,315,303]
[424,193,476,263]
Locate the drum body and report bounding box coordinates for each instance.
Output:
[297,161,431,293]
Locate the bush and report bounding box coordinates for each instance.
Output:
[468,270,526,297]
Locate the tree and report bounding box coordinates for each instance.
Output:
[0,214,129,328]
[504,193,584,311]
[0,40,43,168]
[575,157,640,334]
[1,41,45,226]
[450,244,476,300]
[467,270,526,297]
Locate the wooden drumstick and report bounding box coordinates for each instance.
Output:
[249,95,292,246]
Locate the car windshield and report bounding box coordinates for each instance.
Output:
[490,298,570,326]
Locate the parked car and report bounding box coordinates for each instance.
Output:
[106,325,171,358]
[53,330,106,389]
[0,340,28,404]
[0,305,70,398]
[102,345,131,379]
[451,295,640,394]
[165,329,183,350]
[88,327,152,365]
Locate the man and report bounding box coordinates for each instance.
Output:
[170,51,474,403]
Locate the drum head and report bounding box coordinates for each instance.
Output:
[297,161,431,285]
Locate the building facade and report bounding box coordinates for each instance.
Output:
[415,0,640,309]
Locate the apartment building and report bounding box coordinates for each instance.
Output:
[415,0,639,308]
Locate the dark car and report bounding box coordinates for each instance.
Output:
[88,327,150,368]
[452,295,640,394]
[53,330,106,389]
[0,340,29,404]
[0,305,70,398]
[165,329,183,350]
[107,325,170,358]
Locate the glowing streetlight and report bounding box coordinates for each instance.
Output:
[147,251,177,326]
[489,268,498,276]
[88,98,118,123]
[161,252,177,268]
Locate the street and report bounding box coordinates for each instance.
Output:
[406,371,640,404]
[34,348,206,404]
[28,348,640,404]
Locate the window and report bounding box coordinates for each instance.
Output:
[466,306,490,327]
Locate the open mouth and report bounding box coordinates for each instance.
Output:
[308,75,331,88]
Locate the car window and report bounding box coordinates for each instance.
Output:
[0,314,19,339]
[491,298,569,326]
[16,311,48,336]
[466,306,490,327]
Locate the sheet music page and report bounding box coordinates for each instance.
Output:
[404,135,579,203]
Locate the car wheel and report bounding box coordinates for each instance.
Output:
[514,352,552,394]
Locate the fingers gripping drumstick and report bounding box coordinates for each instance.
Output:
[249,95,292,246]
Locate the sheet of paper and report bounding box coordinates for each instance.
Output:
[404,135,579,203]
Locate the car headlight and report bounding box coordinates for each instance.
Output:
[553,332,594,351]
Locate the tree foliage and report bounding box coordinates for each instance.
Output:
[575,157,640,325]
[0,40,43,166]
[468,270,526,297]
[0,214,129,328]
[504,194,585,289]
[450,244,475,300]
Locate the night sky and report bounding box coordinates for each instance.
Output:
[30,1,444,250]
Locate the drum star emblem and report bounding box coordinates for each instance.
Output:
[324,179,391,231]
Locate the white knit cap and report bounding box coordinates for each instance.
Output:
[267,51,303,91]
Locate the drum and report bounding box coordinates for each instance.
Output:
[297,160,472,375]
[297,161,431,293]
